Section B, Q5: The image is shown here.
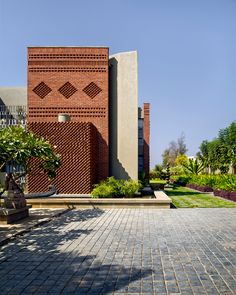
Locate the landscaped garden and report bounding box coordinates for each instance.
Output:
[164,185,236,208]
[150,178,236,208]
[149,121,236,207]
[150,174,236,208]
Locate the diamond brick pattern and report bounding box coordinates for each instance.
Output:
[33,82,52,99]
[28,47,109,181]
[83,82,102,99]
[27,122,98,194]
[58,82,77,99]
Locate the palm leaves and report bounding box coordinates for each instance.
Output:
[182,158,205,175]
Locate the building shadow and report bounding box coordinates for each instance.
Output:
[0,209,152,294]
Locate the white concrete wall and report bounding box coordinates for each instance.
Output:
[0,87,27,106]
[109,51,138,180]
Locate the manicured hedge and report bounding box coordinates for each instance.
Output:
[186,183,213,192]
[213,190,236,202]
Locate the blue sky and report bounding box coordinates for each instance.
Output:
[0,0,235,167]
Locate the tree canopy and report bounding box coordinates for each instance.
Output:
[197,121,236,174]
[0,126,61,179]
[162,133,187,167]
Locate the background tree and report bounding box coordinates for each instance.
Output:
[177,133,188,155]
[150,164,166,180]
[0,126,61,190]
[198,121,236,174]
[207,139,225,173]
[175,154,188,166]
[219,121,236,173]
[197,140,210,166]
[162,133,188,167]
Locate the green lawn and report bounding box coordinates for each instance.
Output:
[164,186,236,208]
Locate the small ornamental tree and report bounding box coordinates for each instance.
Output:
[0,126,61,196]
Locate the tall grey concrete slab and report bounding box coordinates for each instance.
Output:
[0,87,27,106]
[109,51,138,180]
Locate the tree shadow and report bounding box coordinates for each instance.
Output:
[0,209,152,294]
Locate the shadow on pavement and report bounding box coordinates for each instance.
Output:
[0,208,152,294]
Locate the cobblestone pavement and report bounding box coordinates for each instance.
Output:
[0,208,236,295]
[0,209,68,246]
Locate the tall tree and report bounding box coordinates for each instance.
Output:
[177,133,187,155]
[219,121,236,172]
[162,133,188,167]
[198,121,236,174]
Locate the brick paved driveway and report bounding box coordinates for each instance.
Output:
[0,208,235,295]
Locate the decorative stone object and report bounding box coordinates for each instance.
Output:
[0,205,32,224]
[4,173,27,209]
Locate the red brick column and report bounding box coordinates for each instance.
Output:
[143,103,150,178]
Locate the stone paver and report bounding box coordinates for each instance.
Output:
[0,208,235,294]
[0,208,69,246]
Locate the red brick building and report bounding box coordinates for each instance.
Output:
[26,47,150,194]
[27,47,109,193]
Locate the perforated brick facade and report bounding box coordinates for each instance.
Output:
[27,122,97,194]
[28,47,109,181]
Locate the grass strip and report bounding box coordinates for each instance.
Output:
[164,186,236,208]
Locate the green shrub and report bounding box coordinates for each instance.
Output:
[190,175,216,187]
[212,175,236,192]
[91,182,116,198]
[91,177,141,198]
[120,179,141,197]
[171,175,193,185]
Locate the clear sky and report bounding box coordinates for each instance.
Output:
[0,0,235,167]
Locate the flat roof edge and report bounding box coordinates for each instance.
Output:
[27,46,109,49]
[109,50,137,59]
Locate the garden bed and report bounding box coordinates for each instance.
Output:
[27,193,171,209]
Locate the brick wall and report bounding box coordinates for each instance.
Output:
[143,103,150,178]
[27,122,97,194]
[27,47,109,180]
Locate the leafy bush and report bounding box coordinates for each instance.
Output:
[90,182,115,198]
[190,175,216,187]
[120,179,141,197]
[171,175,193,186]
[213,175,236,192]
[91,177,141,198]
